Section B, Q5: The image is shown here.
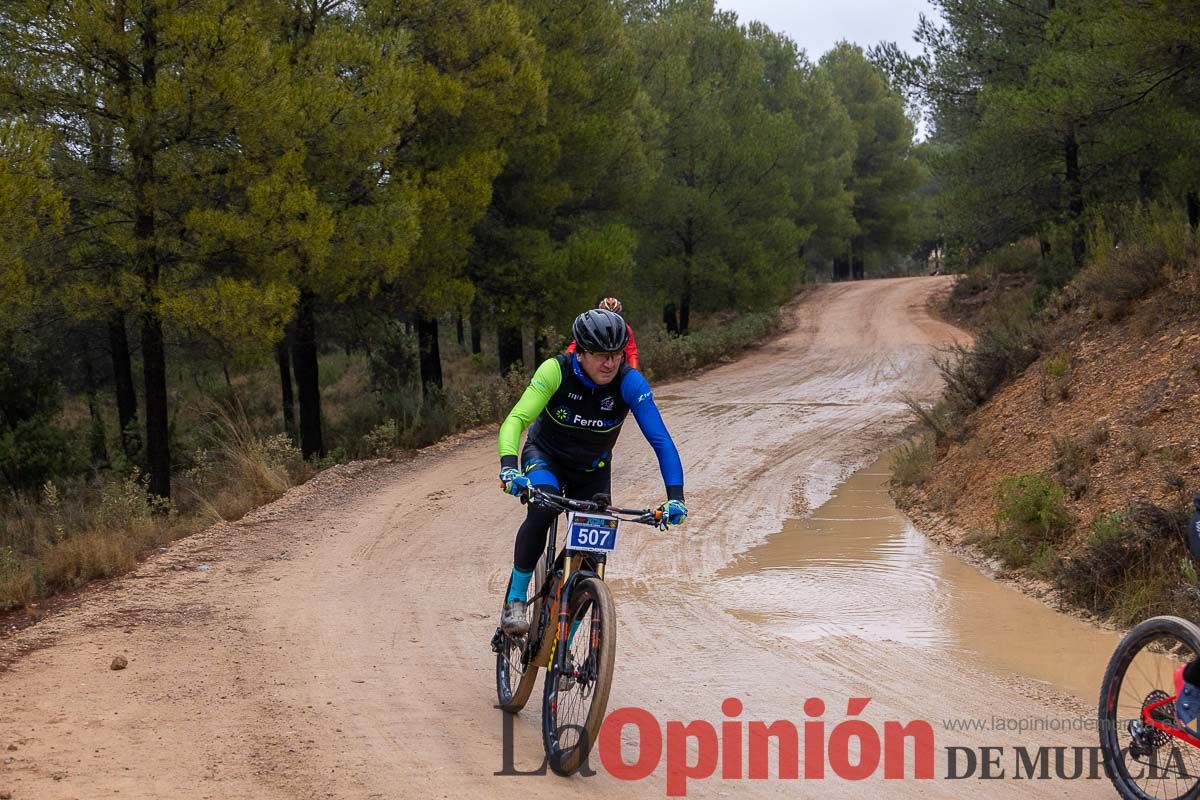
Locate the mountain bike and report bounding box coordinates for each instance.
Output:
[1099,615,1200,799]
[491,486,664,776]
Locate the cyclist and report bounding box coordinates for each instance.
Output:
[1176,495,1200,730]
[566,297,640,369]
[497,308,686,635]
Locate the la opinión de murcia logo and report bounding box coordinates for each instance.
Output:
[497,696,1168,795]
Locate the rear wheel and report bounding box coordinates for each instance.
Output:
[1099,616,1200,800]
[494,558,547,713]
[542,576,615,776]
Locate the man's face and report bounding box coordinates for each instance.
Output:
[578,350,623,385]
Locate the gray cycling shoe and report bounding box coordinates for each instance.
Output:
[501,600,529,636]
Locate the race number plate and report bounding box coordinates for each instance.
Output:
[566,513,620,553]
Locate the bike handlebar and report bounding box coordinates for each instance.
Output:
[519,486,664,527]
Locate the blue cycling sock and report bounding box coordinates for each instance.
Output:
[507,567,533,604]
[568,618,582,646]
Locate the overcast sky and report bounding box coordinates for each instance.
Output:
[716,0,935,61]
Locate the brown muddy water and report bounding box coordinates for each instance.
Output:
[717,452,1121,704]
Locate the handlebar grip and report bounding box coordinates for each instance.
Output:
[654,509,663,521]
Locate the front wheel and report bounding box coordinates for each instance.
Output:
[1099,615,1200,800]
[542,576,616,776]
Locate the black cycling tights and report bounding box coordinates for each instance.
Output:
[514,494,560,573]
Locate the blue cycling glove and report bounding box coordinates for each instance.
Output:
[499,467,531,497]
[658,499,688,527]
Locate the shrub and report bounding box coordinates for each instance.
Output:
[1077,204,1198,307]
[637,310,781,381]
[1057,502,1196,624]
[987,239,1043,275]
[367,320,419,396]
[1127,427,1154,462]
[988,473,1071,568]
[0,545,35,610]
[100,467,172,525]
[891,434,935,487]
[450,368,526,429]
[1051,423,1107,499]
[1153,443,1190,466]
[1040,352,1071,402]
[362,419,399,457]
[902,395,964,444]
[936,293,1043,413]
[949,267,995,307]
[0,414,68,490]
[949,240,1040,311]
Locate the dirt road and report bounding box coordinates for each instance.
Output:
[1,277,1110,798]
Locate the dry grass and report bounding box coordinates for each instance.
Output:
[1056,502,1198,626]
[891,433,935,488]
[1051,422,1108,499]
[0,403,307,611]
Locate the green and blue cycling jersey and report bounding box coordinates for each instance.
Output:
[498,353,684,501]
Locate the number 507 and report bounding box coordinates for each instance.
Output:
[580,528,611,546]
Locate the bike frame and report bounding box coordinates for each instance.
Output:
[518,490,658,672]
[1142,695,1200,750]
[525,521,604,670]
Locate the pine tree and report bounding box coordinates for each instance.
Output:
[192,0,424,458]
[364,0,545,394]
[0,0,301,496]
[820,43,922,280]
[0,121,64,335]
[473,0,649,367]
[634,2,807,329]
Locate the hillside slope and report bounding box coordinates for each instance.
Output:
[898,275,1200,619]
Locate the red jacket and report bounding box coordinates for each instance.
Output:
[566,322,639,370]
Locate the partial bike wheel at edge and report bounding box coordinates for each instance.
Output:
[1100,615,1200,800]
[495,558,546,713]
[542,576,616,776]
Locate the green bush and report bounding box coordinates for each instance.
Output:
[1032,224,1081,293]
[99,467,174,524]
[989,473,1071,567]
[988,239,1043,275]
[1078,204,1198,306]
[367,320,419,396]
[1040,352,1071,401]
[361,419,399,457]
[1057,503,1196,624]
[450,367,526,428]
[949,240,1040,309]
[0,414,68,490]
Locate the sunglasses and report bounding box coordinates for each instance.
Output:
[583,351,624,362]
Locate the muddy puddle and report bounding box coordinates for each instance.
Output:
[718,453,1120,703]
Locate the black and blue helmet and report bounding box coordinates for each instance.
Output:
[572,309,628,353]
